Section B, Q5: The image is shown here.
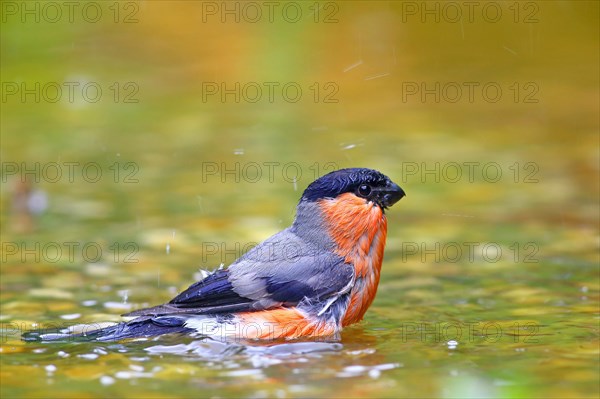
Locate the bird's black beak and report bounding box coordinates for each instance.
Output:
[374,181,405,209]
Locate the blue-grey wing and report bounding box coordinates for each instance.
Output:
[124,229,354,317]
[228,228,355,306]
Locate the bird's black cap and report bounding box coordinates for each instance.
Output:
[301,168,405,209]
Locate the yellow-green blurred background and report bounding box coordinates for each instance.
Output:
[1,1,598,398]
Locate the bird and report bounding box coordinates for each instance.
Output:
[23,168,405,342]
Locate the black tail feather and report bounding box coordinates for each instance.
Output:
[22,316,194,342]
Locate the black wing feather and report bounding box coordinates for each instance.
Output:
[123,270,253,317]
[169,269,251,307]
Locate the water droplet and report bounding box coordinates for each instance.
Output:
[100,376,115,386]
[78,353,99,360]
[118,290,129,303]
[93,348,108,355]
[368,369,381,379]
[104,301,132,310]
[344,365,367,373]
[60,313,81,320]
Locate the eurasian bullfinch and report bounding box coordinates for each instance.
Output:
[23,168,405,342]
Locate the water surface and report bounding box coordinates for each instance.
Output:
[1,1,598,398]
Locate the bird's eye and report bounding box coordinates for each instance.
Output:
[357,184,372,197]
